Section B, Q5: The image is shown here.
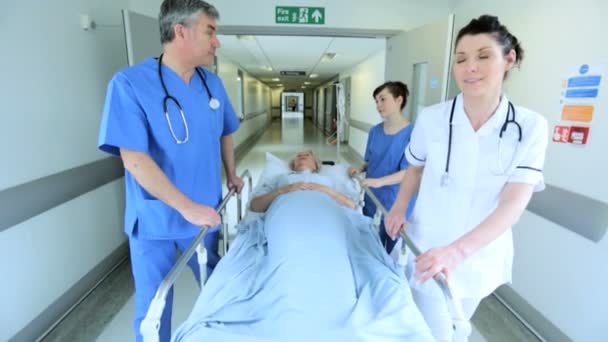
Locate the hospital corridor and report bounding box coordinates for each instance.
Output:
[2,1,607,342]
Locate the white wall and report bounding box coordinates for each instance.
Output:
[217,53,271,148]
[304,89,314,119]
[450,1,608,340]
[385,15,454,119]
[0,1,129,339]
[339,50,387,156]
[217,52,243,118]
[271,87,283,118]
[243,72,271,116]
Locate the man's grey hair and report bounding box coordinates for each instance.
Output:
[159,0,219,44]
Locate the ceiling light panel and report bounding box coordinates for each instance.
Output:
[256,36,332,72]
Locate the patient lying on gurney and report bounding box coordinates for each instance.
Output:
[250,150,356,213]
[172,151,433,342]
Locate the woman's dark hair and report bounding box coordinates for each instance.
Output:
[455,15,524,68]
[372,81,409,110]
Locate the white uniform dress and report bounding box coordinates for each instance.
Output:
[403,93,548,340]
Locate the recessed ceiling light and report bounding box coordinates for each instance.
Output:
[236,35,255,41]
[309,74,318,78]
[303,81,311,85]
[272,78,280,82]
[321,52,337,61]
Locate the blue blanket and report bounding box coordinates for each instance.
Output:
[172,190,433,342]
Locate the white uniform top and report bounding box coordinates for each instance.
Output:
[404,93,548,299]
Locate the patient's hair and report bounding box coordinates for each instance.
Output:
[372,81,409,110]
[289,150,321,173]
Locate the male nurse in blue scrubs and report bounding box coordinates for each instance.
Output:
[97,1,242,340]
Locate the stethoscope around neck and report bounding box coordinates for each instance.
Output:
[441,96,522,187]
[157,54,220,144]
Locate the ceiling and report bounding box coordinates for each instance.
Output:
[217,35,386,90]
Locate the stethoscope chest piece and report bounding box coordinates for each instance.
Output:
[209,98,220,110]
[441,172,450,187]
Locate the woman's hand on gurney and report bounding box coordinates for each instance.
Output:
[277,182,313,194]
[250,183,312,213]
[227,173,245,193]
[179,202,221,228]
[384,206,407,239]
[308,183,357,209]
[360,178,383,188]
[414,244,465,284]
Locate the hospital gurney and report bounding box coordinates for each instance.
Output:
[355,175,472,342]
[141,166,469,341]
[140,169,253,342]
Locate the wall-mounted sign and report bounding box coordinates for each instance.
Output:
[569,126,590,144]
[276,6,325,25]
[280,70,306,76]
[560,64,603,123]
[552,125,590,145]
[552,125,571,143]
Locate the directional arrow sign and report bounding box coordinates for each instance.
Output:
[276,6,325,25]
[311,9,322,23]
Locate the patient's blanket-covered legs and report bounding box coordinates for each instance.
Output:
[264,191,357,331]
[172,190,433,342]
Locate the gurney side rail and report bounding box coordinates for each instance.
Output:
[356,177,471,341]
[141,169,252,342]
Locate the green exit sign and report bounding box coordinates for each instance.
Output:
[276,6,325,25]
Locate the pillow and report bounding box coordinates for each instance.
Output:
[249,152,290,200]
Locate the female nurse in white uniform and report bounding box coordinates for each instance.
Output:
[385,15,548,341]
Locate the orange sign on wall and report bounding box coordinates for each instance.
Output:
[561,105,594,122]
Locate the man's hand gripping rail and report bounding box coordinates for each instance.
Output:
[141,169,253,342]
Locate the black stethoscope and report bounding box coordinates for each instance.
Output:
[441,96,522,187]
[157,54,220,144]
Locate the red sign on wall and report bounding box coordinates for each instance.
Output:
[569,126,590,144]
[552,125,571,143]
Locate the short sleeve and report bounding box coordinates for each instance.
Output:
[364,127,374,162]
[398,126,414,170]
[507,115,548,192]
[405,113,428,167]
[97,73,148,156]
[220,82,240,136]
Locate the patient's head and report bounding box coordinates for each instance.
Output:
[289,150,320,173]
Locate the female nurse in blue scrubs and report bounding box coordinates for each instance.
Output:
[97,1,243,341]
[349,81,415,254]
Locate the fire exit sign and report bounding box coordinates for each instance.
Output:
[275,6,325,25]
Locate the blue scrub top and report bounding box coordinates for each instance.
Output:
[363,123,416,219]
[98,57,240,239]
